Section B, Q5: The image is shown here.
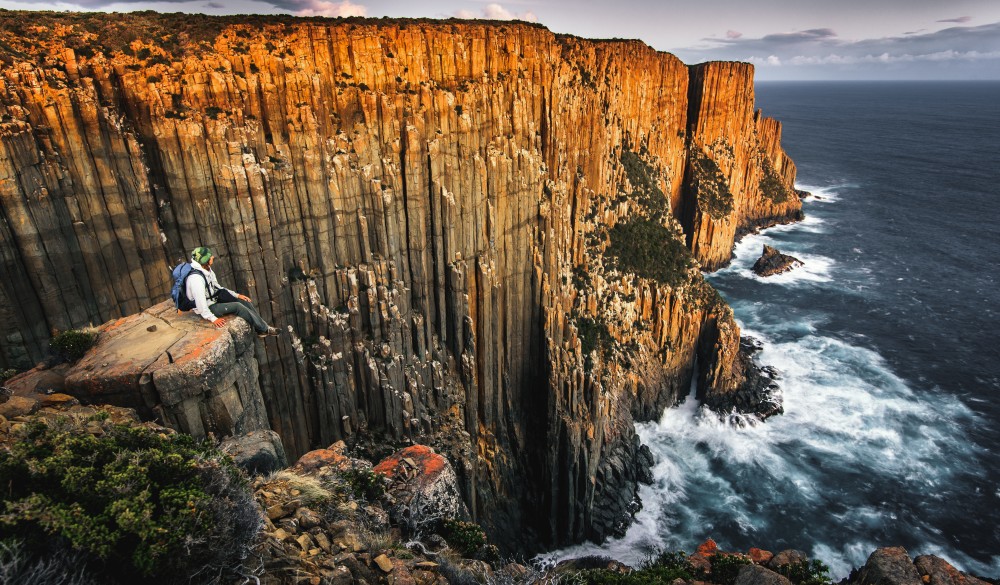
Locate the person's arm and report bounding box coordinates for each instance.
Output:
[188,274,223,325]
[221,274,252,302]
[210,271,248,301]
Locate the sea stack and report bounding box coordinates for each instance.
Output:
[752,245,803,276]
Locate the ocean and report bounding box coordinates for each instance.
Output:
[541,81,1000,577]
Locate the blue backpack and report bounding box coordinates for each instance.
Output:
[170,262,207,311]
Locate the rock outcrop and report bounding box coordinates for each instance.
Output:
[0,13,801,552]
[374,444,470,532]
[752,245,802,277]
[63,300,272,440]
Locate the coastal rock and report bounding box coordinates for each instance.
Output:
[752,245,803,277]
[374,445,469,531]
[735,565,795,585]
[768,549,809,570]
[913,555,991,585]
[853,547,923,585]
[749,548,774,565]
[0,13,801,552]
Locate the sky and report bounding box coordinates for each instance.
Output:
[2,0,1000,80]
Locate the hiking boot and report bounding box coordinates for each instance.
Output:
[257,326,279,338]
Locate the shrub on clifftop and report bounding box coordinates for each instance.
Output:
[48,328,98,362]
[0,412,261,584]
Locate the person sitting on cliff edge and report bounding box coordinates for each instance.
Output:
[187,246,278,338]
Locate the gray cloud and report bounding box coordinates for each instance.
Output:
[938,16,972,23]
[28,0,365,16]
[674,21,1000,79]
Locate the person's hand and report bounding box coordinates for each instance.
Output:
[213,318,227,328]
[238,294,251,302]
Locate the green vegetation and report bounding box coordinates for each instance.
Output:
[759,155,791,204]
[620,148,669,219]
[569,551,704,585]
[439,518,495,560]
[341,467,386,502]
[605,219,694,288]
[0,415,260,584]
[205,106,225,119]
[775,560,833,585]
[48,328,98,362]
[710,553,753,585]
[576,316,613,362]
[689,150,734,219]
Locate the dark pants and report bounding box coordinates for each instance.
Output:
[210,290,270,333]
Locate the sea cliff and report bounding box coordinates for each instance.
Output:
[0,12,801,552]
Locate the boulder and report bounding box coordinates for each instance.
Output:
[220,429,287,476]
[374,445,469,532]
[853,547,922,585]
[752,245,802,277]
[750,548,774,565]
[735,565,795,585]
[293,441,352,474]
[62,301,270,441]
[768,550,809,570]
[914,555,992,585]
[0,395,38,419]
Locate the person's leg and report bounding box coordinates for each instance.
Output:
[210,301,269,333]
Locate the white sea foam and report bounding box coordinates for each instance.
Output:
[723,229,836,285]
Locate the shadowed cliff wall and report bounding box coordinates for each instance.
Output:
[0,13,799,552]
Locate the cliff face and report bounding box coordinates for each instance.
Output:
[0,13,799,552]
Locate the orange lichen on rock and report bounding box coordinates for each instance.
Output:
[374,445,447,480]
[750,547,775,565]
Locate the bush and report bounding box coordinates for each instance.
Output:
[440,519,487,557]
[205,106,225,119]
[341,467,386,502]
[605,219,695,288]
[775,559,832,585]
[0,415,261,584]
[709,553,753,585]
[49,329,98,362]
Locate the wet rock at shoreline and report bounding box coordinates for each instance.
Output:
[753,245,803,277]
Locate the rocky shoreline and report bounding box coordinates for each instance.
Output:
[2,403,995,585]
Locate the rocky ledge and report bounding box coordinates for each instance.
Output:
[753,245,803,277]
[0,300,280,458]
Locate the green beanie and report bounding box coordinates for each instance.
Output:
[191,246,213,265]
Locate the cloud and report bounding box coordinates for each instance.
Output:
[454,3,537,22]
[938,16,972,24]
[288,0,366,16]
[726,30,742,40]
[21,0,368,17]
[673,21,1000,78]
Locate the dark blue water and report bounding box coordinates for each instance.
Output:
[545,82,1000,577]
